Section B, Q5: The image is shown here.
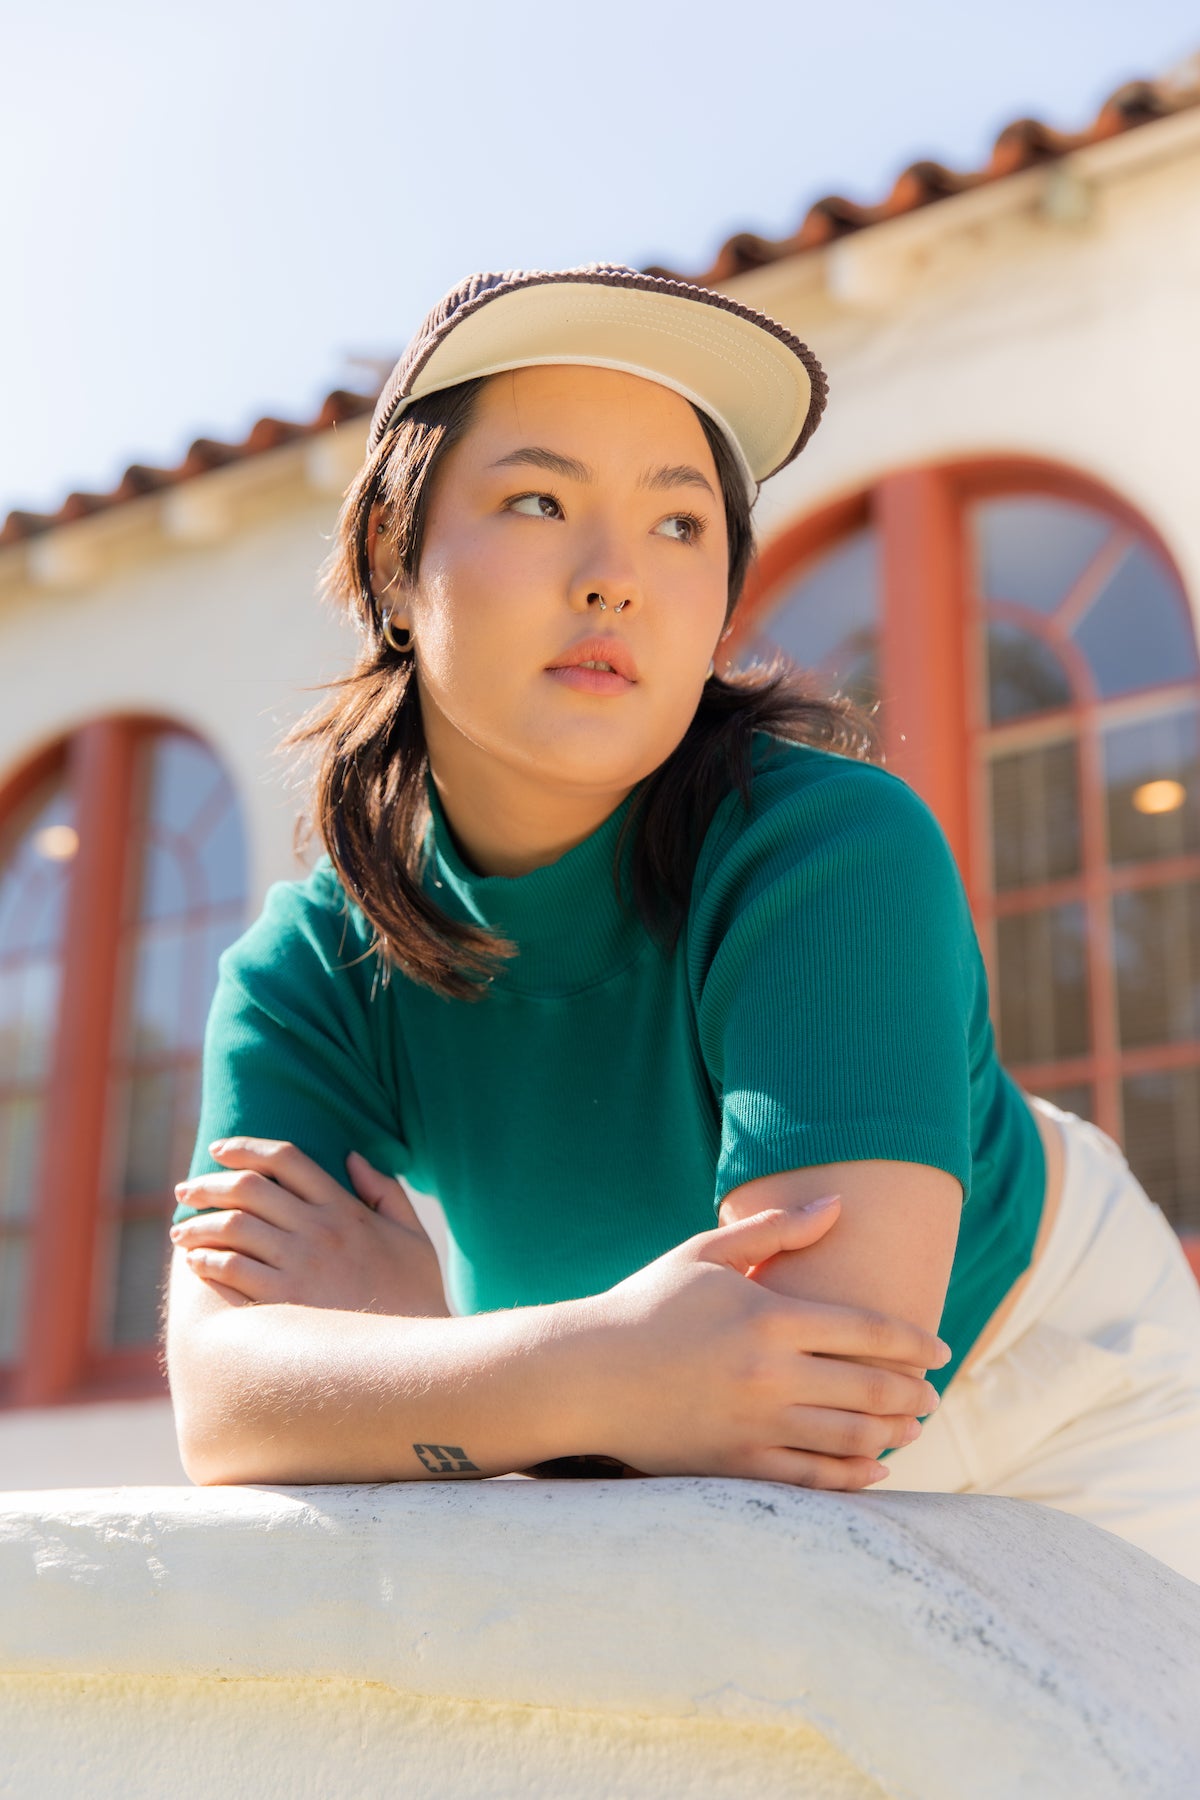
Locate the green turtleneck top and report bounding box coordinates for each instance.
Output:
[176,731,1045,1394]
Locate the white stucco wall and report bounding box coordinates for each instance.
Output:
[0,439,365,912]
[0,1399,184,1491]
[2,1481,1197,1799]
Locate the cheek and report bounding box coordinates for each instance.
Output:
[413,537,513,673]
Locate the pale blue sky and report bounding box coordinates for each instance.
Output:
[3,0,1197,519]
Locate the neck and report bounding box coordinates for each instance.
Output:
[424,730,636,879]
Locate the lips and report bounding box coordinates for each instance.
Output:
[545,636,638,682]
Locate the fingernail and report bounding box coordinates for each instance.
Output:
[935,1340,952,1365]
[208,1140,228,1156]
[923,1387,941,1413]
[901,1419,922,1446]
[866,1463,890,1483]
[801,1193,840,1214]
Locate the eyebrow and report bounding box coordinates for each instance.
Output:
[490,446,716,498]
[490,446,591,481]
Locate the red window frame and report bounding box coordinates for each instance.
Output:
[732,458,1200,1279]
[0,714,234,1410]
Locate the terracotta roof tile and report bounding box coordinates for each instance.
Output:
[646,73,1200,283]
[0,389,375,550]
[4,68,1197,552]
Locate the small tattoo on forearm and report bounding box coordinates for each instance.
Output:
[413,1443,480,1475]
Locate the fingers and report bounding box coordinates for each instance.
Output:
[781,1297,950,1375]
[778,1404,922,1461]
[174,1169,306,1232]
[170,1208,287,1270]
[178,1244,282,1304]
[794,1356,941,1421]
[344,1152,423,1230]
[700,1200,841,1273]
[205,1138,348,1206]
[750,1446,892,1492]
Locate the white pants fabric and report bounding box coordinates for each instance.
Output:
[885,1099,1200,1585]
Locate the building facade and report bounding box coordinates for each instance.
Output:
[2,70,1198,1485]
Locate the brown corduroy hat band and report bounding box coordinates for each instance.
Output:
[368,264,828,496]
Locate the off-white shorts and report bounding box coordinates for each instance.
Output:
[885,1099,1200,1586]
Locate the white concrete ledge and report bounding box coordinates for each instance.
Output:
[2,1480,1197,1800]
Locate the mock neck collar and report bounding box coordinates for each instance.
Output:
[422,774,649,996]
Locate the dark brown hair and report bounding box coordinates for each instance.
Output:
[286,377,881,999]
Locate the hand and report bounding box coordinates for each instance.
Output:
[587,1199,949,1490]
[170,1138,451,1317]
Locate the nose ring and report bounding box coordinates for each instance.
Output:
[588,592,629,613]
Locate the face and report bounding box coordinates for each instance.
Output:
[372,365,731,813]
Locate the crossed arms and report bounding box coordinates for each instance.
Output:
[165,1136,958,1490]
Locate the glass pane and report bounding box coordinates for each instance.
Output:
[0,1096,42,1223]
[990,739,1081,891]
[0,1234,29,1365]
[1104,706,1200,866]
[1073,544,1200,699]
[127,926,189,1057]
[750,529,881,709]
[147,734,224,839]
[135,735,245,923]
[1113,882,1200,1049]
[198,796,248,911]
[986,623,1073,725]
[117,1068,182,1197]
[14,958,62,1082]
[1122,1067,1200,1234]
[996,903,1090,1063]
[0,781,75,958]
[109,1216,170,1347]
[137,838,191,922]
[0,970,20,1083]
[975,497,1112,613]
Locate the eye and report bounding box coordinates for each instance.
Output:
[506,491,563,520]
[654,512,705,544]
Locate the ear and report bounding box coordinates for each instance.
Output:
[368,503,407,602]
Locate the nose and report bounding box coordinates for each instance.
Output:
[569,532,643,618]
[585,591,630,614]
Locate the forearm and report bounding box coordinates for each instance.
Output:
[169,1288,611,1486]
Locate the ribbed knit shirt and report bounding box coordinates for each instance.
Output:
[177,731,1045,1394]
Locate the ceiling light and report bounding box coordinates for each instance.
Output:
[1131,779,1186,816]
[33,824,79,861]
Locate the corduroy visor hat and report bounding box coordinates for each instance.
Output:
[368,264,828,497]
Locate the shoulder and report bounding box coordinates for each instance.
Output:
[219,856,377,1004]
[692,732,957,909]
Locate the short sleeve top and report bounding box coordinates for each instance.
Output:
[177,732,1044,1393]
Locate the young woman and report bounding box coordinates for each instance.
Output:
[166,265,1200,1583]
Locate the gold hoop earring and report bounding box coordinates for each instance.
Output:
[381,612,414,654]
[706,659,716,680]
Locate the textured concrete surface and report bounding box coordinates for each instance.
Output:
[2,1480,1198,1799]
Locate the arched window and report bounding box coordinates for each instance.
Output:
[0,770,75,1368]
[739,465,1200,1255]
[972,494,1200,1235]
[0,720,247,1406]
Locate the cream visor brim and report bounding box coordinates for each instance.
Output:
[401,283,814,494]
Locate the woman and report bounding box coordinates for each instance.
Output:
[166,265,1200,1582]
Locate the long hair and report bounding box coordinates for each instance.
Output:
[285,377,881,999]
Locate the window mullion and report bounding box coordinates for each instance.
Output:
[16,719,137,1406]
[876,469,972,882]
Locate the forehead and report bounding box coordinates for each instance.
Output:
[465,364,716,461]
